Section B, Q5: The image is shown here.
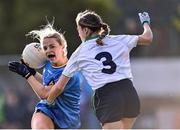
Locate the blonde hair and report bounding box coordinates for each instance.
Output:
[26,21,68,56]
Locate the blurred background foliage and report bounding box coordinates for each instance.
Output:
[0,0,179,57]
[0,0,119,56]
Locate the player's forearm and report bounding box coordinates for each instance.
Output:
[34,72,43,83]
[138,23,153,45]
[47,75,70,104]
[27,76,49,99]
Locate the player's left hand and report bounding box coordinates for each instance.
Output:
[8,61,32,79]
[138,12,150,25]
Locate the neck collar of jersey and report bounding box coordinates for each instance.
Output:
[51,62,67,69]
[84,35,99,42]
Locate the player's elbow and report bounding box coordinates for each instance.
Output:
[144,35,153,45]
[138,33,153,45]
[39,89,49,99]
[56,86,64,94]
[147,32,153,43]
[40,94,48,99]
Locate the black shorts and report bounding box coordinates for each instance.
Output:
[92,78,140,125]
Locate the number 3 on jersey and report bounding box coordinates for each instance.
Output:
[95,52,117,74]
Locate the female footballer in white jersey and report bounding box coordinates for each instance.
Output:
[46,10,153,129]
[8,23,81,129]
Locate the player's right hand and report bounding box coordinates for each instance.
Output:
[21,59,36,76]
[138,12,150,25]
[8,61,32,79]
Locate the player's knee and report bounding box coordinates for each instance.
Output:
[31,113,54,129]
[31,119,54,129]
[32,121,45,129]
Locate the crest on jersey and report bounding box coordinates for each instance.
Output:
[47,79,55,85]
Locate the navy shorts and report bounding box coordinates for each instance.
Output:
[93,78,140,125]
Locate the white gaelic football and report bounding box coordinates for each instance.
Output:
[22,42,47,69]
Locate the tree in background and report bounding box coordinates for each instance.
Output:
[0,0,119,56]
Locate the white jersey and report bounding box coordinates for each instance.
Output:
[63,35,138,90]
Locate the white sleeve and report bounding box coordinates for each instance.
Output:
[123,35,139,51]
[111,35,138,51]
[62,49,79,77]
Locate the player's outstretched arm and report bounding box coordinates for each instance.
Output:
[138,12,153,45]
[46,74,71,104]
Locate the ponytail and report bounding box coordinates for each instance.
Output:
[76,10,111,46]
[96,23,110,46]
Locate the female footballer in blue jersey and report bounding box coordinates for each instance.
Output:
[8,23,81,129]
[45,10,153,129]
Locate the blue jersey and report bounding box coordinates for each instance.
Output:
[35,61,81,128]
